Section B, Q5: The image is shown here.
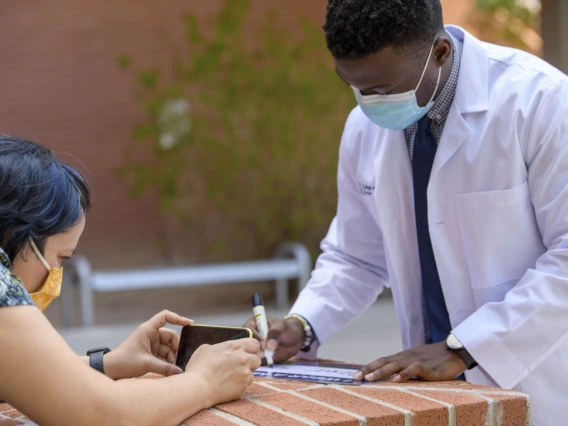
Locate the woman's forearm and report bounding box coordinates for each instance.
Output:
[0,308,212,426]
[106,373,211,426]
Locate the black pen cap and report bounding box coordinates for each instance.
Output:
[252,293,264,307]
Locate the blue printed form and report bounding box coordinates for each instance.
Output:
[254,361,365,385]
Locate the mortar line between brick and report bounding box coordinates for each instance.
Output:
[247,397,319,426]
[470,394,496,426]
[370,385,468,392]
[254,382,283,393]
[330,385,414,426]
[286,390,368,426]
[526,395,533,426]
[256,382,326,392]
[208,407,257,426]
[475,391,532,426]
[400,389,456,426]
[471,390,528,397]
[372,385,526,398]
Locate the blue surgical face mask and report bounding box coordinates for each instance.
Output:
[352,41,442,130]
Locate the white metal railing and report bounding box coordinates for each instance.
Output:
[60,242,312,327]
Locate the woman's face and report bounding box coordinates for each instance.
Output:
[13,216,86,293]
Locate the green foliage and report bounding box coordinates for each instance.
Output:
[117,54,132,69]
[119,0,355,260]
[473,0,540,51]
[137,69,160,90]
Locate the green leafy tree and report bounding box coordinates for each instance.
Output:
[470,0,541,53]
[119,0,355,261]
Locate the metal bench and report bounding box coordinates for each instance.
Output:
[60,242,312,327]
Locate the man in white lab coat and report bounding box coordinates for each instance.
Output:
[245,1,568,423]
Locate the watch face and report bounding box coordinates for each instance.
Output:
[446,334,463,350]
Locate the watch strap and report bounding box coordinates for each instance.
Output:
[458,348,478,370]
[446,334,478,370]
[86,347,111,374]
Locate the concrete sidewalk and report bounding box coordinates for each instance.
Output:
[59,296,402,365]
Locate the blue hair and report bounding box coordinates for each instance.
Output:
[0,135,91,262]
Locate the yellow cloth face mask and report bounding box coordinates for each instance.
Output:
[29,239,63,311]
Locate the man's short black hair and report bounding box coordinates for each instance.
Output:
[324,0,444,60]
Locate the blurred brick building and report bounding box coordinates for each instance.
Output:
[0,1,545,325]
[0,0,484,270]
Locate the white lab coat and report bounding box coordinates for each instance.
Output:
[291,25,568,425]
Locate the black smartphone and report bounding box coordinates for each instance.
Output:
[175,324,253,370]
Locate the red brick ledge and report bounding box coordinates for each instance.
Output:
[0,378,530,425]
[184,379,531,426]
[0,403,36,425]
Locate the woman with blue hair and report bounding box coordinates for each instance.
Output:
[0,135,260,425]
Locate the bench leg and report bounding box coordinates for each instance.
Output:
[274,242,312,300]
[70,255,95,327]
[60,273,75,327]
[276,278,289,310]
[80,278,95,327]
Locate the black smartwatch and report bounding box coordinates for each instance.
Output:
[86,347,111,374]
[446,333,478,370]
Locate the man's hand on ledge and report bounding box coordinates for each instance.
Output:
[354,341,467,383]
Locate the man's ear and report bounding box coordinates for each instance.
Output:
[433,36,452,68]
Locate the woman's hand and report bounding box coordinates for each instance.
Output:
[104,310,193,380]
[185,338,261,407]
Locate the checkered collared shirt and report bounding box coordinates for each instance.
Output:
[404,32,463,160]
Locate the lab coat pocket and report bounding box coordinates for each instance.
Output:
[454,181,545,290]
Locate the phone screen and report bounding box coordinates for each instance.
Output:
[175,325,252,370]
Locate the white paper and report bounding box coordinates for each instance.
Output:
[254,361,363,385]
